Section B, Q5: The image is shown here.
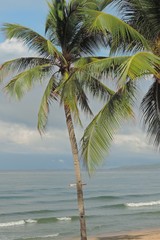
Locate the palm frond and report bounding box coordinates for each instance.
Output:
[38,75,58,133]
[118,52,160,85]
[59,74,82,126]
[94,0,113,10]
[113,0,160,43]
[55,57,117,103]
[46,0,71,48]
[70,0,113,11]
[0,57,52,82]
[75,80,93,117]
[4,64,52,99]
[83,75,115,101]
[141,79,160,150]
[1,23,64,61]
[73,56,130,81]
[81,81,136,173]
[81,9,150,53]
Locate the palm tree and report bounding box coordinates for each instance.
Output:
[0,0,159,239]
[111,0,160,150]
[80,1,160,171]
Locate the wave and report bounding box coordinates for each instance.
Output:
[99,203,125,209]
[25,219,37,223]
[0,219,37,227]
[0,215,75,227]
[57,217,72,221]
[37,216,76,223]
[16,233,59,240]
[0,220,25,227]
[97,200,160,209]
[0,195,32,200]
[125,193,160,198]
[85,195,120,201]
[126,200,160,207]
[0,209,60,217]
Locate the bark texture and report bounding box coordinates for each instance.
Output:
[64,104,87,240]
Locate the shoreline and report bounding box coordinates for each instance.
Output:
[69,228,160,240]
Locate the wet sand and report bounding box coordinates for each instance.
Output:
[72,228,160,240]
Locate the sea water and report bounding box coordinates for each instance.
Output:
[0,165,160,239]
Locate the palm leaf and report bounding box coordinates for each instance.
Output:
[141,79,160,150]
[70,0,113,11]
[74,80,93,117]
[38,76,58,133]
[94,0,113,10]
[73,56,130,81]
[4,64,52,99]
[83,75,115,101]
[81,81,136,173]
[60,76,82,126]
[55,57,116,102]
[46,0,71,48]
[81,9,150,53]
[1,23,65,62]
[113,0,160,43]
[118,52,160,85]
[0,57,52,82]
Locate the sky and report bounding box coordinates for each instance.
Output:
[0,0,159,171]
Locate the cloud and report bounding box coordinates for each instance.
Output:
[0,120,70,155]
[0,38,36,64]
[113,131,151,152]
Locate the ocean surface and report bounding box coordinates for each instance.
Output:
[1,165,160,240]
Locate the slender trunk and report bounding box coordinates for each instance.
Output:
[64,104,87,240]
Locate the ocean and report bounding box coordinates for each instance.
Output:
[0,165,160,240]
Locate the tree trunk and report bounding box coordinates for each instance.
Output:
[64,104,87,240]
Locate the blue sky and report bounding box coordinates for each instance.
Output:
[0,0,159,171]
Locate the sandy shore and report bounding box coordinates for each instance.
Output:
[71,228,160,240]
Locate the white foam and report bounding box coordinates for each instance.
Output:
[57,217,71,221]
[36,233,59,238]
[126,200,160,207]
[44,233,59,237]
[0,219,37,227]
[25,219,37,224]
[0,220,25,227]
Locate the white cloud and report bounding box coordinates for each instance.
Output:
[0,120,70,154]
[114,132,151,152]
[0,38,36,64]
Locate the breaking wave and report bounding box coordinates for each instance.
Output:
[57,217,72,221]
[126,200,160,207]
[0,219,37,227]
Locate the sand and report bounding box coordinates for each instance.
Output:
[71,229,160,240]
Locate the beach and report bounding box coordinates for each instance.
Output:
[72,229,160,240]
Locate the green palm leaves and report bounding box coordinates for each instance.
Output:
[141,80,160,150]
[82,10,149,54]
[38,76,58,132]
[81,81,136,172]
[112,0,160,153]
[113,0,160,45]
[78,52,160,171]
[118,52,160,84]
